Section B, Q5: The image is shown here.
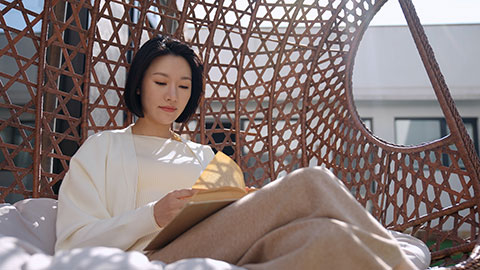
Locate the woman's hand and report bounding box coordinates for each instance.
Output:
[153,189,198,228]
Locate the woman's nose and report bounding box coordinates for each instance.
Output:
[165,84,177,101]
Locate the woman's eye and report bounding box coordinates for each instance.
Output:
[179,85,190,89]
[155,82,167,86]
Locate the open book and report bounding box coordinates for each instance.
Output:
[144,151,254,251]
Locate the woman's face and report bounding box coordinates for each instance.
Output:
[140,54,192,128]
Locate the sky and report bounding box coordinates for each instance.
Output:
[370,0,480,26]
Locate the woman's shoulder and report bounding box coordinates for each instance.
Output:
[182,139,215,162]
[184,140,214,153]
[183,139,210,150]
[75,126,132,155]
[84,126,131,142]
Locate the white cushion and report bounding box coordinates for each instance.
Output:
[0,198,246,270]
[0,235,52,270]
[0,198,57,255]
[0,235,245,270]
[390,230,431,270]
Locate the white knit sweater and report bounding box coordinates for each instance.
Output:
[55,125,214,252]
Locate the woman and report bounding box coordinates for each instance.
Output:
[55,36,421,269]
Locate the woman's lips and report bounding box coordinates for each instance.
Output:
[159,106,176,113]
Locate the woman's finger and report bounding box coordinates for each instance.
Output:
[172,189,198,199]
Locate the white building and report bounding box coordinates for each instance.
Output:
[353,24,479,150]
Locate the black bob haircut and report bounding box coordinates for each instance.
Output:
[123,35,204,123]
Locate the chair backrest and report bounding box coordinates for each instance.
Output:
[1,0,479,266]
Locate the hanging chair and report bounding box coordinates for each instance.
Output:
[0,0,479,267]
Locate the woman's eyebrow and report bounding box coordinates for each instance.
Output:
[152,72,168,77]
[152,72,191,80]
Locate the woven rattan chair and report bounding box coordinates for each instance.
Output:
[1,0,479,268]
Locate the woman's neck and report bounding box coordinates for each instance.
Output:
[131,119,172,138]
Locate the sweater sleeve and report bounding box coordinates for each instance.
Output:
[54,133,160,252]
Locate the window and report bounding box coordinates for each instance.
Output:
[395,118,479,166]
[361,118,373,131]
[0,121,35,203]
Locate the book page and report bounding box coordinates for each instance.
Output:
[192,151,245,190]
[144,151,248,251]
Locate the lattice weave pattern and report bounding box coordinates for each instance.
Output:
[0,0,479,267]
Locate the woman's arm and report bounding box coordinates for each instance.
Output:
[55,133,159,252]
[153,189,198,227]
